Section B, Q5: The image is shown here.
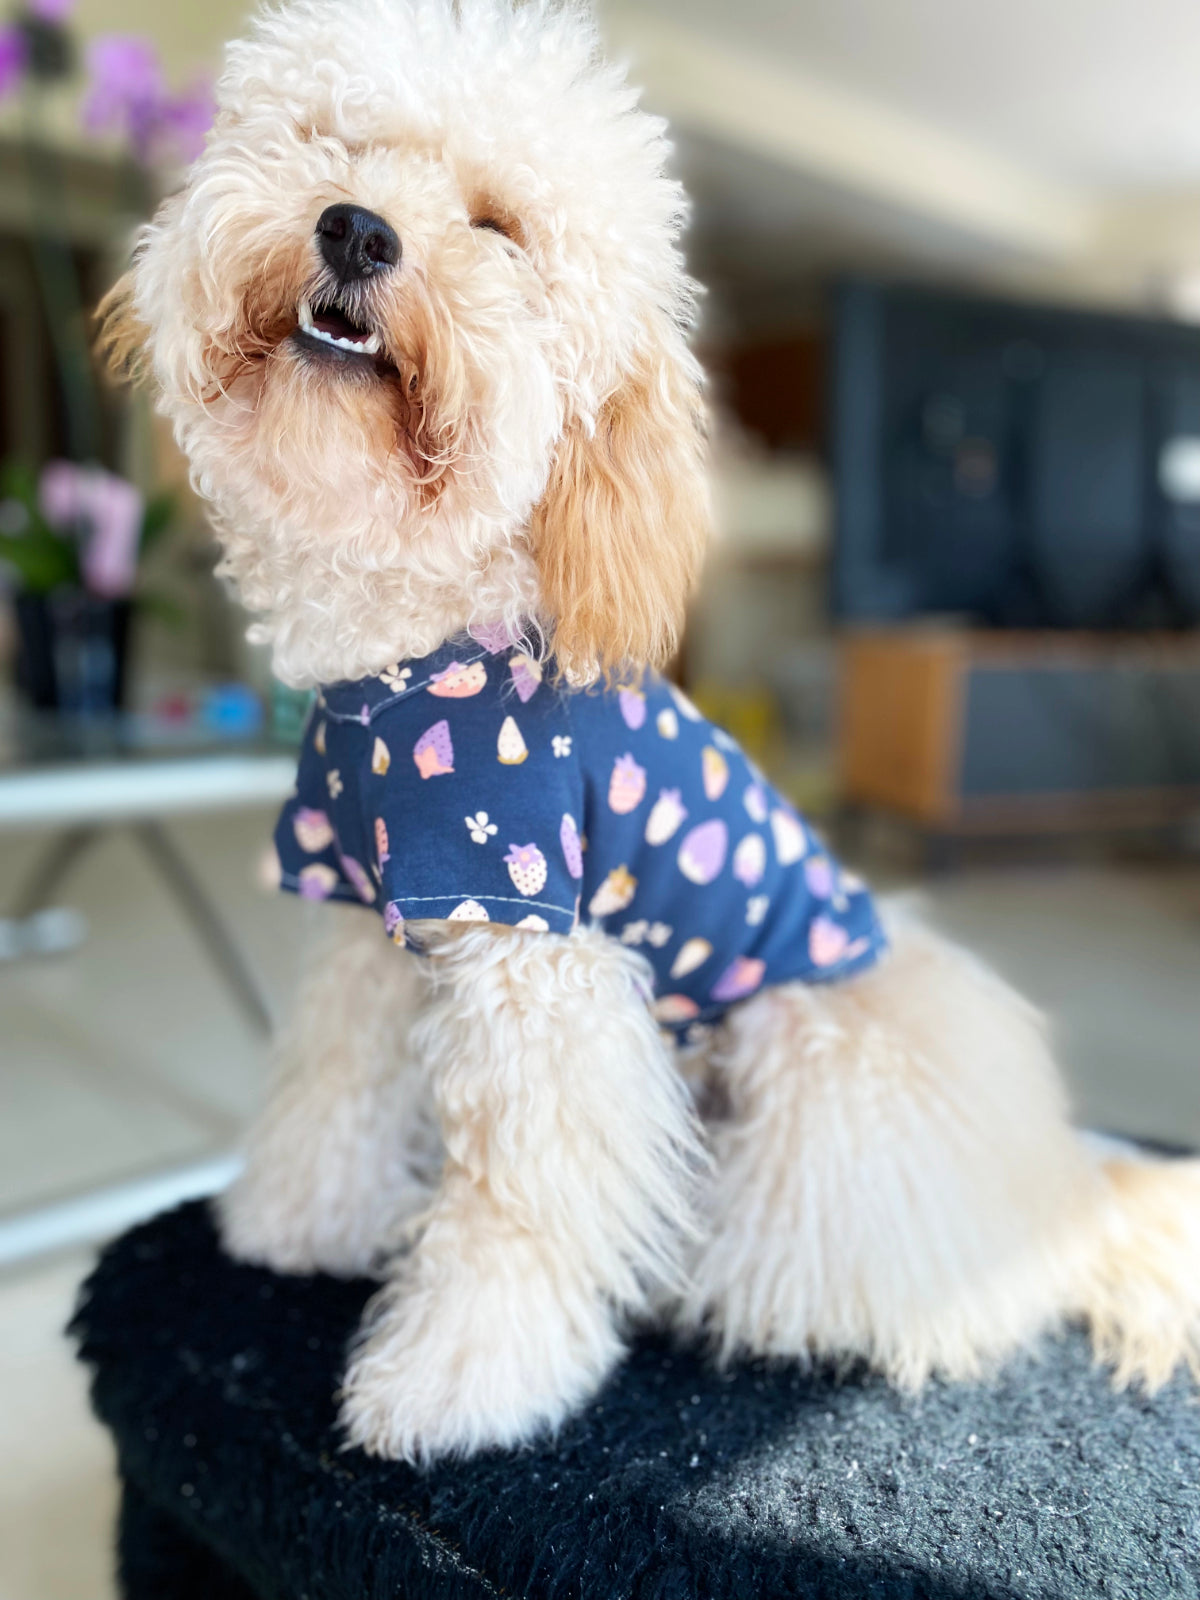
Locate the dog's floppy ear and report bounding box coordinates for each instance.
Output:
[94,271,150,384]
[530,324,710,683]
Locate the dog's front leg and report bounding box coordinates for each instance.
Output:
[339,922,703,1463]
[218,905,437,1277]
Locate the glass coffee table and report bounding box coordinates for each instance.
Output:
[0,698,298,1264]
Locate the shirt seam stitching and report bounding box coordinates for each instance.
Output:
[389,892,577,916]
[319,647,493,724]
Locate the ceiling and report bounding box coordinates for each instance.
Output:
[670,131,1051,332]
[627,0,1200,192]
[601,1,1200,325]
[40,0,1200,329]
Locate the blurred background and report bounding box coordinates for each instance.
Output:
[1,2,1199,1595]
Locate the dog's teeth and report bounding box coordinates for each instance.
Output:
[296,313,378,355]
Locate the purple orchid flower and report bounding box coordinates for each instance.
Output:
[82,35,214,168]
[40,460,144,599]
[28,0,76,21]
[0,25,26,98]
[159,77,215,165]
[82,36,165,162]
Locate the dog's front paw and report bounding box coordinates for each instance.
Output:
[216,1166,401,1280]
[339,1233,623,1463]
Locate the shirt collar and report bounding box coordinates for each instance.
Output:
[316,622,537,724]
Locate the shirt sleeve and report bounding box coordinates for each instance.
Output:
[274,707,359,904]
[368,665,585,944]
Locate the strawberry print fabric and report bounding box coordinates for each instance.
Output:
[274,629,886,1037]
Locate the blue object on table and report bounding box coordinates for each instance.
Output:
[199,684,262,739]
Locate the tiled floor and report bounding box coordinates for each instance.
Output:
[1,807,303,1600]
[0,1253,119,1600]
[1,807,1197,1600]
[1,812,306,1215]
[914,862,1200,1149]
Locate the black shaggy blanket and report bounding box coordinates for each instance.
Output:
[72,1201,1199,1600]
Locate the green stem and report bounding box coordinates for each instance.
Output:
[20,84,102,464]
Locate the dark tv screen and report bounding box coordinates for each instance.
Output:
[830,279,1200,628]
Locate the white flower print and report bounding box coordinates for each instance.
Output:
[380,663,412,693]
[620,919,650,946]
[746,895,769,926]
[646,922,672,948]
[326,769,343,799]
[552,734,572,758]
[465,811,498,845]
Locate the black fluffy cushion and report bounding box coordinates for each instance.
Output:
[72,1202,1200,1600]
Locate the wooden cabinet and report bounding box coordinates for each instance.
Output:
[839,628,1200,831]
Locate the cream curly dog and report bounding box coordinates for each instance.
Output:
[103,0,1200,1464]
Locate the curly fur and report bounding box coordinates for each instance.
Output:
[111,0,1200,1465]
[105,0,708,686]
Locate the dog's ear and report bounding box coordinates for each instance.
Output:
[530,324,710,683]
[94,272,150,384]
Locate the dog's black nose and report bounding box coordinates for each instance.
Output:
[315,204,401,280]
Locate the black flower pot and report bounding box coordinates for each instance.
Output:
[14,590,133,715]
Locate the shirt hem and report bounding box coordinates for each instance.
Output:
[278,875,364,905]
[389,892,577,929]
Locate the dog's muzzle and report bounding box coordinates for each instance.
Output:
[316,204,401,282]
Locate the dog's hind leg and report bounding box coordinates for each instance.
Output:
[1065,1148,1200,1390]
[678,913,1200,1391]
[217,904,438,1278]
[339,922,704,1463]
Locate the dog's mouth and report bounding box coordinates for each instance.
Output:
[294,296,385,362]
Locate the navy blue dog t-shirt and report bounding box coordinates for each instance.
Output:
[274,627,887,1038]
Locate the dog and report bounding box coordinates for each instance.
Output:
[101,0,1200,1464]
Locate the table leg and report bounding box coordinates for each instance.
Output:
[131,820,273,1039]
[6,823,99,919]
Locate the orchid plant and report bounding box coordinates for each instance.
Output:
[0,459,176,601]
[0,1,214,167]
[0,1,210,621]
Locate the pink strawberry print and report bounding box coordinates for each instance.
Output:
[413,719,454,778]
[470,619,521,654]
[732,832,766,887]
[505,843,548,897]
[809,915,849,967]
[804,856,835,899]
[652,994,700,1025]
[298,863,339,900]
[618,686,646,729]
[428,660,487,698]
[509,652,543,702]
[608,753,647,814]
[710,956,766,1003]
[340,855,376,905]
[375,817,390,867]
[677,819,728,885]
[383,901,405,946]
[560,813,584,879]
[743,783,768,824]
[293,807,334,853]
